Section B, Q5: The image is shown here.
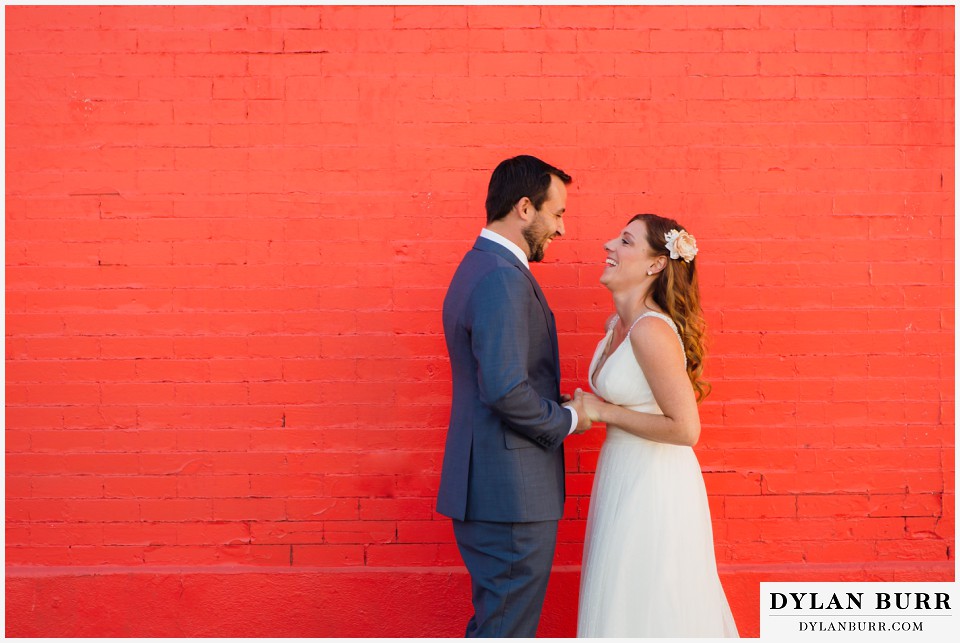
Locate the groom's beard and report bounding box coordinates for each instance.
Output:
[523,214,551,263]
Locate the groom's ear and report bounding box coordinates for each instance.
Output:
[513,197,534,222]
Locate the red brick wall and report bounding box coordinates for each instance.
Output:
[5,4,954,637]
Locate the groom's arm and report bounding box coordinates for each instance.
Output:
[467,267,574,450]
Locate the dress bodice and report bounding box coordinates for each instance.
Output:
[588,312,684,415]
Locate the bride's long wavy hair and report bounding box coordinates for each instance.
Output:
[630,213,711,402]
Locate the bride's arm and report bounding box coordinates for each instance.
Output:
[581,317,701,446]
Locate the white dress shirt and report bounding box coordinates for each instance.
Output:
[480,227,528,268]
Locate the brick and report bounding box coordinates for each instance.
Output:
[868,29,945,53]
[359,499,435,521]
[468,6,541,29]
[140,499,213,522]
[868,493,943,518]
[724,29,795,53]
[796,76,868,99]
[138,30,211,53]
[469,52,541,76]
[613,6,684,29]
[212,498,286,521]
[30,524,104,546]
[875,539,951,561]
[292,544,365,566]
[324,521,396,544]
[248,521,321,545]
[394,6,466,29]
[496,29,568,55]
[8,5,101,29]
[172,54,249,77]
[868,75,943,98]
[650,29,723,52]
[703,471,763,495]
[542,6,614,29]
[797,30,869,52]
[176,521,250,546]
[577,29,649,53]
[364,543,461,566]
[211,29,284,54]
[725,495,797,519]
[286,498,358,522]
[804,540,879,563]
[178,474,252,498]
[396,520,453,544]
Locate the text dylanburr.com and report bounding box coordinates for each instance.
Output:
[760,582,956,639]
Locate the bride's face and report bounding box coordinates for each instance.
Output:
[600,219,664,290]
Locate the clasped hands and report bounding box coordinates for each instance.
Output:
[563,387,604,434]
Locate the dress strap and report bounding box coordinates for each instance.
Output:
[605,314,619,333]
[626,311,686,364]
[615,311,684,344]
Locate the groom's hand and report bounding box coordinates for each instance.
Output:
[568,388,593,434]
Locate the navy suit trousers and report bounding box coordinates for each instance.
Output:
[452,519,559,638]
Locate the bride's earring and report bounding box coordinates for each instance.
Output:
[647,270,654,275]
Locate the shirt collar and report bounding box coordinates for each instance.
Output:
[480,228,529,269]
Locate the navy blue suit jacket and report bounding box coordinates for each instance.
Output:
[437,236,572,523]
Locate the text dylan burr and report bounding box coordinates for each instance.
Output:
[770,592,951,611]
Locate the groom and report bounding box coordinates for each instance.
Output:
[437,155,592,637]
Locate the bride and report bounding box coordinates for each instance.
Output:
[575,214,738,637]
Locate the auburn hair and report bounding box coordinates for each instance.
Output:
[629,213,711,402]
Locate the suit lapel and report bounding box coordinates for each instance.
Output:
[530,276,562,385]
[473,237,562,380]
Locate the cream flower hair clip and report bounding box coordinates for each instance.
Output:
[664,229,698,263]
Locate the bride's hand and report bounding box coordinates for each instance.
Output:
[575,388,604,423]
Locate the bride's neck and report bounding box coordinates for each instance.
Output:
[612,286,654,332]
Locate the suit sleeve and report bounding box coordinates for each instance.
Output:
[467,267,572,450]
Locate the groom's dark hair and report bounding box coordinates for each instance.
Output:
[485,155,572,224]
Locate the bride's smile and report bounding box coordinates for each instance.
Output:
[599,219,667,292]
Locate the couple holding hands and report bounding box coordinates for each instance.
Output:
[437,155,739,638]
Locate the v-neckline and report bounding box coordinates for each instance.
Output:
[591,311,667,389]
[591,312,685,390]
[591,329,629,390]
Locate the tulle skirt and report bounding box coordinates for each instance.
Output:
[577,427,738,638]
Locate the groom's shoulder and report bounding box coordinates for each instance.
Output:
[446,247,515,318]
[449,248,528,299]
[456,241,518,276]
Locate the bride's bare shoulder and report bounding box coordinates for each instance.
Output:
[628,315,683,361]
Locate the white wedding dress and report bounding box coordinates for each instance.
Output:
[577,312,738,638]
